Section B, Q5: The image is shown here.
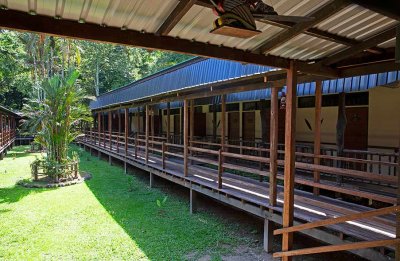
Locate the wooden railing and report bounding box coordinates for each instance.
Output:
[0,129,16,152]
[273,205,400,258]
[80,130,399,205]
[78,130,400,258]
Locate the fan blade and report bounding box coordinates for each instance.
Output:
[254,15,315,23]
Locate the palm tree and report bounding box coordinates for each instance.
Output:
[22,69,93,177]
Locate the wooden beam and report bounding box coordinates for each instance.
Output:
[269,87,279,207]
[274,239,400,258]
[313,80,322,196]
[320,26,397,66]
[183,99,189,177]
[255,0,350,54]
[0,9,290,70]
[282,61,297,261]
[349,0,400,21]
[156,0,196,36]
[340,60,399,77]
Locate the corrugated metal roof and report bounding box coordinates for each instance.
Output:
[90,57,400,110]
[4,0,397,60]
[90,57,275,109]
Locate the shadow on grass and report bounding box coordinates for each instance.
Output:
[79,146,236,260]
[0,185,53,205]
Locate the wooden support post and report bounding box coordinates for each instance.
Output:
[396,124,400,261]
[282,61,297,261]
[269,87,279,207]
[145,105,149,164]
[220,95,226,176]
[190,188,198,214]
[138,107,141,135]
[313,80,322,195]
[151,107,154,148]
[117,108,121,153]
[264,218,274,253]
[108,111,112,151]
[103,113,106,148]
[97,112,101,146]
[167,102,171,143]
[190,99,194,164]
[180,106,184,144]
[184,99,189,177]
[336,92,347,185]
[149,171,154,188]
[221,95,226,150]
[124,108,128,158]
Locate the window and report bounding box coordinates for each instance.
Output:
[298,92,369,108]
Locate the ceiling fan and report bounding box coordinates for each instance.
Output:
[209,0,315,38]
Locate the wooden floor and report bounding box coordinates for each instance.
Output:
[79,139,396,260]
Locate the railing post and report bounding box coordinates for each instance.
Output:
[135,132,138,159]
[218,149,222,189]
[162,141,166,169]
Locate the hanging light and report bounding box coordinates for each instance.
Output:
[280,92,286,110]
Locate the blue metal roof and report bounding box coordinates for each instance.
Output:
[90,57,274,109]
[90,57,400,110]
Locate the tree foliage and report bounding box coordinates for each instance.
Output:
[22,70,93,164]
[0,30,192,110]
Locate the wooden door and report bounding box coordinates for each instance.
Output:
[153,115,160,135]
[242,111,255,146]
[228,112,240,142]
[344,107,368,150]
[193,113,206,137]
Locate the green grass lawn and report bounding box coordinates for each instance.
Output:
[0,145,242,260]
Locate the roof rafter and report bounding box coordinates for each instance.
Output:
[260,20,383,55]
[193,0,383,55]
[0,9,339,77]
[156,0,197,36]
[254,0,350,54]
[318,26,398,66]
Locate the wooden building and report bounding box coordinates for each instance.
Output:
[0,0,399,260]
[0,106,18,159]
